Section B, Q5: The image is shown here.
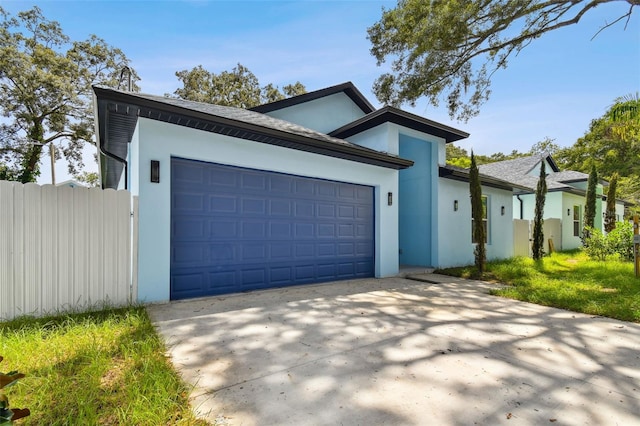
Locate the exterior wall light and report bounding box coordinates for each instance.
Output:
[501,206,505,216]
[388,192,393,206]
[567,209,571,216]
[151,160,160,183]
[454,200,458,211]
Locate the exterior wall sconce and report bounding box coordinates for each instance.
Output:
[151,160,160,183]
[387,192,393,206]
[454,200,458,211]
[501,206,505,216]
[567,209,571,216]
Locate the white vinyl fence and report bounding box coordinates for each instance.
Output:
[513,218,564,257]
[1,181,133,320]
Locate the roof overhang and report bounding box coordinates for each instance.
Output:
[330,106,469,143]
[438,165,530,192]
[250,82,375,114]
[93,86,414,189]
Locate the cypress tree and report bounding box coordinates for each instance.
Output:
[604,172,618,233]
[584,165,598,237]
[470,151,485,273]
[532,161,547,260]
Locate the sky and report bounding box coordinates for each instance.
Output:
[1,0,638,185]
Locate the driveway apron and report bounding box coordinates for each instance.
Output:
[147,275,640,425]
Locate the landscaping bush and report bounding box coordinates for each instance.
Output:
[582,222,634,261]
[607,222,634,261]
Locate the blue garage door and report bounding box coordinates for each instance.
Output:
[170,158,375,300]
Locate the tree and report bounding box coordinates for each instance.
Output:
[608,92,640,140]
[0,6,138,183]
[584,165,598,237]
[528,137,560,156]
[605,172,619,232]
[171,63,306,108]
[532,161,547,260]
[470,151,486,273]
[367,0,638,121]
[555,95,639,215]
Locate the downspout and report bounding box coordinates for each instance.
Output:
[99,144,128,190]
[516,195,523,219]
[97,98,129,190]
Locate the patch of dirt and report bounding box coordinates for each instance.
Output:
[100,356,132,390]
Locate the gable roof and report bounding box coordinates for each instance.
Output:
[330,106,469,143]
[249,82,375,115]
[93,86,413,189]
[477,154,589,195]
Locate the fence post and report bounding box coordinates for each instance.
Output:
[634,215,639,278]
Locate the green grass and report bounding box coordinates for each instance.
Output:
[0,307,209,425]
[435,251,640,322]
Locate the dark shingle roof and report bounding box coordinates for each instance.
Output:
[478,154,583,194]
[249,82,375,114]
[93,86,414,189]
[439,164,531,191]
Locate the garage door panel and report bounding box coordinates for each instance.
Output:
[242,198,266,215]
[171,158,374,299]
[270,199,292,216]
[210,195,237,213]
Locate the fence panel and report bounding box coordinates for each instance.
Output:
[513,219,531,257]
[0,181,132,320]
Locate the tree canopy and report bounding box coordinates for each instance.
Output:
[0,6,138,183]
[368,0,638,121]
[555,94,640,210]
[171,63,306,108]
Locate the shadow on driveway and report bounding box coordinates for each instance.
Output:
[148,275,640,425]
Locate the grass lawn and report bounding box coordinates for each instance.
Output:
[436,251,640,322]
[0,307,209,425]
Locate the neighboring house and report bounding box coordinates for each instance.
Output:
[56,179,87,188]
[479,154,625,250]
[93,82,524,303]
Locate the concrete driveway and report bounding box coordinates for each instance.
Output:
[148,275,640,425]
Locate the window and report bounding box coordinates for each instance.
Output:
[573,205,581,237]
[472,195,488,243]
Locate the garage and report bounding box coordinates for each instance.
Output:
[170,157,375,299]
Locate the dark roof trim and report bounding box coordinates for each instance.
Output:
[526,154,560,173]
[438,165,530,192]
[94,87,413,188]
[330,106,469,143]
[250,82,375,114]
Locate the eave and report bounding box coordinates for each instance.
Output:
[330,106,469,143]
[93,86,414,189]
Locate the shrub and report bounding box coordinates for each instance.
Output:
[607,222,634,261]
[582,227,608,261]
[582,222,634,261]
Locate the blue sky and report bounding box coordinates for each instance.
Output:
[1,0,638,184]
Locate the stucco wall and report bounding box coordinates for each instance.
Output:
[131,118,400,302]
[398,134,432,266]
[346,124,397,155]
[264,92,366,134]
[437,178,514,268]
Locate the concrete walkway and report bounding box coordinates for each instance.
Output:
[148,275,640,425]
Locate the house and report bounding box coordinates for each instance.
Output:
[478,153,626,250]
[93,82,524,303]
[56,179,87,188]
